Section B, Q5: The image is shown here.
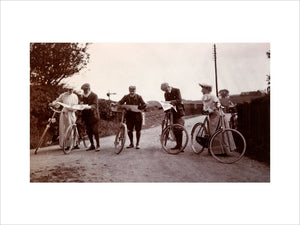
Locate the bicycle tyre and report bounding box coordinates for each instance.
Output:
[209,128,246,164]
[190,122,209,154]
[63,125,77,154]
[161,124,189,155]
[114,123,127,154]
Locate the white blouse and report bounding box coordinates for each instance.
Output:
[202,93,220,113]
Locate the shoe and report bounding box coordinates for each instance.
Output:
[65,146,70,150]
[135,145,140,149]
[126,144,134,148]
[86,145,95,151]
[95,146,100,152]
[73,145,80,149]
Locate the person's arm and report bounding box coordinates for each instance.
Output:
[170,89,183,106]
[90,93,98,110]
[118,95,127,105]
[50,93,64,106]
[138,95,147,110]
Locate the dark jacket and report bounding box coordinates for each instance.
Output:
[118,94,146,110]
[164,87,185,117]
[81,92,100,124]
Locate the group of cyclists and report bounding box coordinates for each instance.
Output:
[50,81,236,152]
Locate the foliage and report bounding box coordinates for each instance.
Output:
[30,85,65,148]
[30,43,89,86]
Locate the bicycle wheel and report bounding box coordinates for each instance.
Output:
[161,124,189,154]
[114,123,127,154]
[190,122,209,154]
[209,128,246,164]
[63,125,77,154]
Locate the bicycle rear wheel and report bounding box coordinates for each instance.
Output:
[63,125,77,154]
[114,123,127,154]
[190,122,209,154]
[209,128,246,164]
[161,124,189,154]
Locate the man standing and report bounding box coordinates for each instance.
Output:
[160,82,185,150]
[118,86,146,149]
[81,83,101,152]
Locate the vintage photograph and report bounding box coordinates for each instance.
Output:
[30,43,270,182]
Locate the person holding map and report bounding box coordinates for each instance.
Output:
[81,83,101,152]
[50,87,79,149]
[160,82,185,151]
[118,85,146,149]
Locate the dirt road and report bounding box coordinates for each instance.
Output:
[30,116,270,182]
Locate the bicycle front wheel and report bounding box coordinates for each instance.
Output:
[63,125,77,154]
[190,122,209,154]
[161,124,189,154]
[209,128,246,164]
[114,123,127,154]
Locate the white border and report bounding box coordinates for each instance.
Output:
[1,1,299,224]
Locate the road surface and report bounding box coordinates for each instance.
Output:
[30,116,270,182]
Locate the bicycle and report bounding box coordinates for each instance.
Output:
[110,103,129,154]
[62,120,87,154]
[160,104,189,154]
[34,106,61,154]
[61,104,90,154]
[190,107,246,164]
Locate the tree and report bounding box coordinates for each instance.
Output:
[30,43,90,86]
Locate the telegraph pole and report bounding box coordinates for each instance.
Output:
[213,44,219,97]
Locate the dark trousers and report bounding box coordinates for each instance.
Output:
[86,121,100,147]
[126,112,142,145]
[173,116,185,148]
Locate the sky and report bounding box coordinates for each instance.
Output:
[63,43,270,102]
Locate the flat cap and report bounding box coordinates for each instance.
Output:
[81,83,90,90]
[129,85,136,90]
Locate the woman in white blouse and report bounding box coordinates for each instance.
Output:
[199,83,234,154]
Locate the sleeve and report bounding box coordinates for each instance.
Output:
[170,89,183,106]
[90,93,98,110]
[118,95,127,105]
[52,93,64,104]
[138,95,147,110]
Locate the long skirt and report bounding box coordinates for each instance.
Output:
[59,110,76,147]
[209,112,236,154]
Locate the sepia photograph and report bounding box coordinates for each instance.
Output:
[30,42,270,182]
[1,1,299,225]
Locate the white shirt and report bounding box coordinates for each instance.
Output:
[202,93,220,113]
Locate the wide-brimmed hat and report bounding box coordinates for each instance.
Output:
[199,83,212,89]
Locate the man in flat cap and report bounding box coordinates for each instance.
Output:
[161,82,185,150]
[81,83,101,151]
[118,85,146,149]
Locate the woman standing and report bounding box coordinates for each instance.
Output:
[199,83,234,154]
[50,87,78,149]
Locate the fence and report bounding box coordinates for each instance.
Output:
[237,95,270,164]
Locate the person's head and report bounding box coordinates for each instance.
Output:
[65,87,74,95]
[199,83,212,94]
[81,83,91,95]
[129,85,136,96]
[161,82,171,93]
